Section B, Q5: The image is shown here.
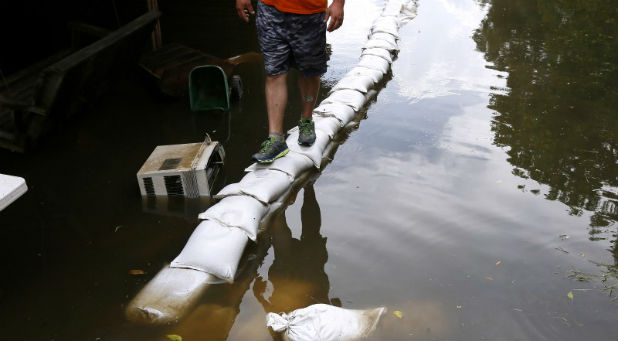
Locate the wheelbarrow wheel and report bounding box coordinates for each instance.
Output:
[230,75,243,100]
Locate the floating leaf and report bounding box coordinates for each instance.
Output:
[393,310,403,319]
[567,291,574,301]
[114,225,122,232]
[129,269,145,275]
[485,276,494,281]
[166,335,183,341]
[495,260,502,266]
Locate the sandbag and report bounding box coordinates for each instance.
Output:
[216,169,292,204]
[313,116,344,138]
[360,48,393,63]
[198,195,267,240]
[357,54,391,74]
[368,31,398,45]
[266,304,387,341]
[245,151,314,179]
[382,0,404,16]
[371,16,400,38]
[344,67,384,84]
[363,39,399,53]
[313,102,357,124]
[322,89,367,111]
[170,220,248,283]
[330,74,375,94]
[287,129,331,168]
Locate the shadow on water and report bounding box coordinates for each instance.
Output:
[473,0,618,283]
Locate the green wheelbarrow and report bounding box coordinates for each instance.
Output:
[188,65,243,111]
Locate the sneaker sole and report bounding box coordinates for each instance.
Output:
[256,148,289,164]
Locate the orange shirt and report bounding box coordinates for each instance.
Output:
[260,0,327,14]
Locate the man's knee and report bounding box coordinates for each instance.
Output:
[266,73,287,83]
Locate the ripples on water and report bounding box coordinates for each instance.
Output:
[0,0,616,339]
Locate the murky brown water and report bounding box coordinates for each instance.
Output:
[1,0,617,339]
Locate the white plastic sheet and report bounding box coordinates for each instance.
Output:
[344,67,384,84]
[245,151,314,179]
[371,16,400,38]
[171,220,248,283]
[266,304,386,341]
[330,74,375,94]
[361,48,393,63]
[357,54,391,74]
[313,102,357,124]
[287,129,331,168]
[322,89,367,111]
[198,195,267,240]
[216,169,292,204]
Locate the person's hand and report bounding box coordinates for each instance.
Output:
[324,0,344,32]
[236,0,255,22]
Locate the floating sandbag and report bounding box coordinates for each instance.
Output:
[361,48,393,63]
[357,54,391,74]
[330,74,375,94]
[345,67,384,84]
[287,129,331,168]
[313,102,357,124]
[371,16,400,38]
[171,220,248,283]
[322,89,367,111]
[216,169,292,204]
[266,304,387,341]
[125,266,216,324]
[198,195,267,240]
[245,151,314,179]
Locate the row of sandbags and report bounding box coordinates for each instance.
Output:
[126,0,418,327]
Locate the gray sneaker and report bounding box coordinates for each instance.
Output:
[298,118,316,146]
[252,136,289,164]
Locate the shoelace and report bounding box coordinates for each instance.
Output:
[299,120,313,135]
[259,138,275,153]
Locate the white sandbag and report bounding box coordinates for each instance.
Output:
[266,304,386,341]
[198,195,267,240]
[344,67,384,84]
[313,102,357,124]
[245,151,314,179]
[363,38,399,53]
[171,220,248,283]
[216,169,292,204]
[287,129,331,168]
[371,16,400,37]
[368,31,398,45]
[360,48,393,63]
[357,54,391,74]
[313,116,344,138]
[322,89,367,111]
[125,266,216,324]
[330,74,375,94]
[382,0,404,16]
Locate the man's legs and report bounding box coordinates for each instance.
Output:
[265,73,288,135]
[298,75,320,119]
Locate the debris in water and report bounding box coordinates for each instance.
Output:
[166,334,183,341]
[456,305,462,310]
[555,247,569,254]
[495,260,502,266]
[485,276,494,281]
[393,310,403,319]
[115,225,122,233]
[559,234,569,240]
[567,291,574,301]
[513,308,523,312]
[129,269,145,275]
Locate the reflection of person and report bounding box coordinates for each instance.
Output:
[235,0,345,163]
[253,184,337,314]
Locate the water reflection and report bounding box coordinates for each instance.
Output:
[253,183,334,319]
[473,0,618,232]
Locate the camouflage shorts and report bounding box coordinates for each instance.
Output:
[256,1,327,77]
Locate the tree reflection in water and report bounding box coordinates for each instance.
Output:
[473,0,617,275]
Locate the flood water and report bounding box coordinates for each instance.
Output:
[1,0,617,340]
